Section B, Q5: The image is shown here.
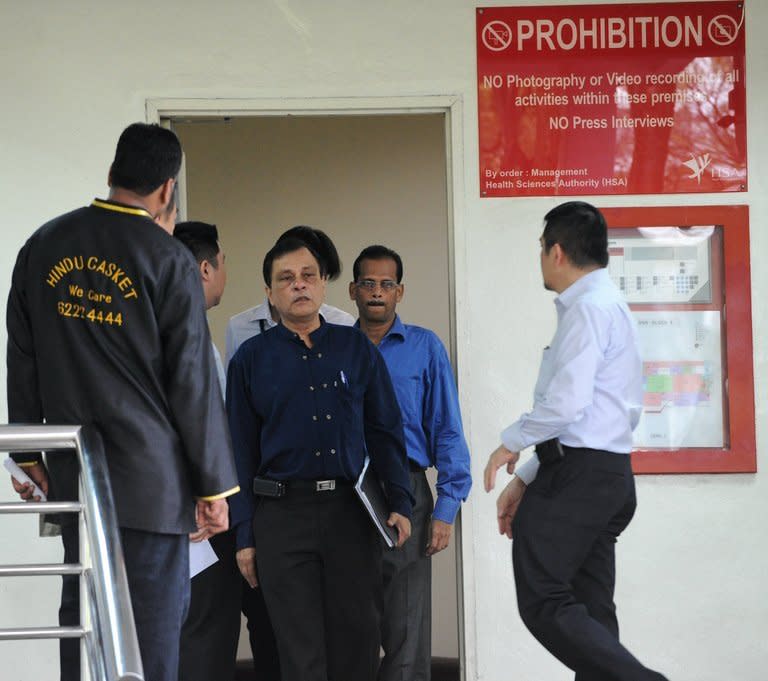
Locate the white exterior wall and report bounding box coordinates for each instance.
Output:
[0,1,766,679]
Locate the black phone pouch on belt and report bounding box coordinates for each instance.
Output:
[535,438,565,466]
[252,477,286,497]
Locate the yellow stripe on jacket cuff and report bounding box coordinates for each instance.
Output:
[17,461,42,468]
[196,485,240,501]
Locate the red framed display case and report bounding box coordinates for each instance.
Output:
[601,205,754,473]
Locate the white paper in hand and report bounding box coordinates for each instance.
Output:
[4,457,47,501]
[189,539,218,578]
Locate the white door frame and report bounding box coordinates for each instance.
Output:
[146,95,475,680]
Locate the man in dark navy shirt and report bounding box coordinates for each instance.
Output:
[226,237,413,681]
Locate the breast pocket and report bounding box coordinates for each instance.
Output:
[335,378,365,454]
[337,378,365,410]
[390,373,423,427]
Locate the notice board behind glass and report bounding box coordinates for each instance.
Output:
[601,205,754,473]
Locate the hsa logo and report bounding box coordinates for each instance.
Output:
[682,153,711,184]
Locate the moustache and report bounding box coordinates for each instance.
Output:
[366,301,386,307]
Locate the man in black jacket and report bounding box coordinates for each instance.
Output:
[6,123,239,681]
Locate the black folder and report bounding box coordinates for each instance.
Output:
[354,457,399,549]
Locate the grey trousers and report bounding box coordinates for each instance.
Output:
[378,469,433,681]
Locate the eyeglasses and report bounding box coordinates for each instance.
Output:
[356,279,399,292]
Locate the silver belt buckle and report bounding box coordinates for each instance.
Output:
[316,479,336,491]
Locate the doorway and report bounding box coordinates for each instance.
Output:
[168,107,463,669]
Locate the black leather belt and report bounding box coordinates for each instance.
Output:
[288,478,352,491]
[253,476,352,497]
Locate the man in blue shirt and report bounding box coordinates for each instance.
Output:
[227,237,413,681]
[484,202,667,681]
[350,245,472,681]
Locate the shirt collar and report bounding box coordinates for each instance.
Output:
[91,198,153,219]
[248,298,274,324]
[555,267,609,312]
[384,315,406,341]
[274,315,328,345]
[353,314,406,342]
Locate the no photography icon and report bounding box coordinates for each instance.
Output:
[708,14,740,45]
[482,20,513,51]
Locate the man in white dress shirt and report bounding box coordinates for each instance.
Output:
[484,202,668,681]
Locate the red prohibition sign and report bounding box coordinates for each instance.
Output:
[482,20,512,52]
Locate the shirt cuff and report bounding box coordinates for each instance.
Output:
[388,489,413,520]
[515,456,540,486]
[234,519,254,550]
[196,485,240,502]
[500,422,525,453]
[10,455,42,467]
[432,496,459,524]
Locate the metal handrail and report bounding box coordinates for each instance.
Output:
[0,563,84,576]
[0,501,82,513]
[0,626,86,640]
[0,424,144,681]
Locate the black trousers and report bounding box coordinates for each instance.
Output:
[179,528,281,681]
[179,531,242,681]
[241,577,281,681]
[60,522,190,681]
[60,518,80,681]
[252,484,382,681]
[512,448,668,681]
[379,469,433,681]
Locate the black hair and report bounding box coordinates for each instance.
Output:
[173,221,220,268]
[542,201,609,268]
[109,123,182,196]
[263,237,325,286]
[352,245,404,283]
[277,225,342,281]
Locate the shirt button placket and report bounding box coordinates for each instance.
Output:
[305,352,319,427]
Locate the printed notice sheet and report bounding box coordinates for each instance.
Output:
[633,310,724,449]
